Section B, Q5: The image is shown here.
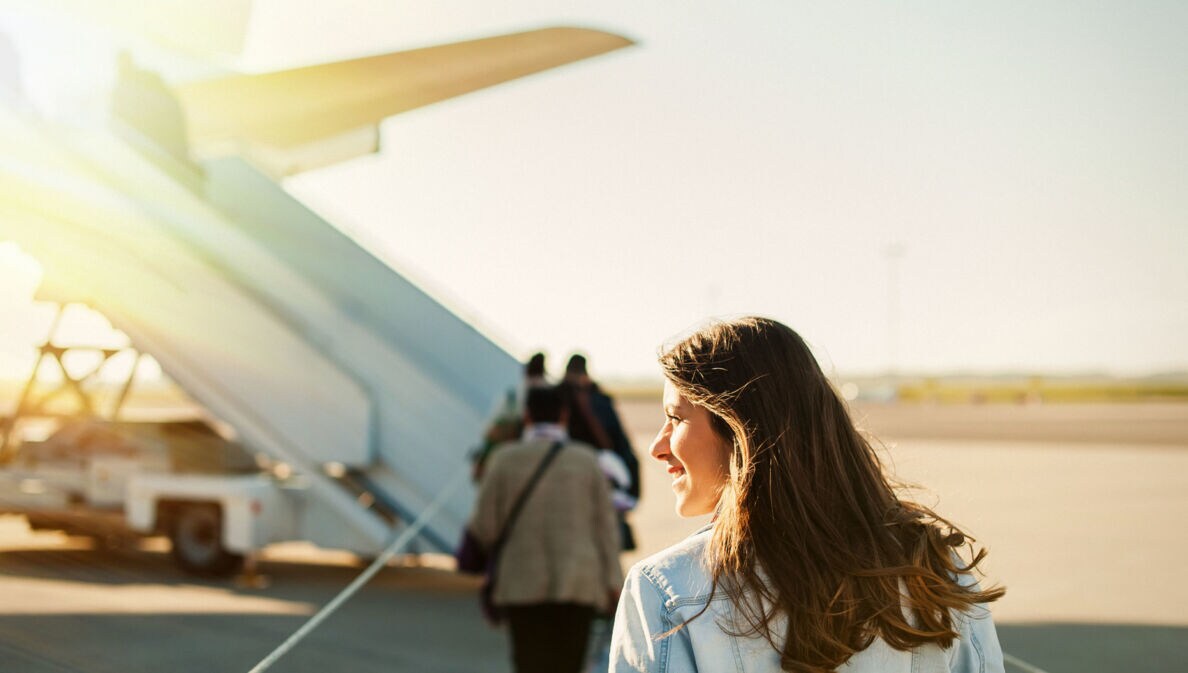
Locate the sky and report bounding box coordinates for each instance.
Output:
[2,1,1186,381]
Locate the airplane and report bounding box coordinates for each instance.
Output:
[0,3,633,574]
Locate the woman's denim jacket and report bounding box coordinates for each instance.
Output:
[609,525,1004,673]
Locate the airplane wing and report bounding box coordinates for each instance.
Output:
[174,27,634,173]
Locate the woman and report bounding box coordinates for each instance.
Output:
[609,317,1004,673]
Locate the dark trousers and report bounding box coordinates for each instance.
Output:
[503,602,595,673]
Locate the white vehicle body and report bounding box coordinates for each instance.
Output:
[0,448,395,574]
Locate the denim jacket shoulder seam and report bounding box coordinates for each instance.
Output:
[971,624,985,673]
[639,563,718,612]
[729,627,746,672]
[668,592,728,610]
[659,606,672,672]
[639,564,676,603]
[634,566,674,673]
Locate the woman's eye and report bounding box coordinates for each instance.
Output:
[666,414,682,424]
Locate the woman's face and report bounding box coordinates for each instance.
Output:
[650,380,732,517]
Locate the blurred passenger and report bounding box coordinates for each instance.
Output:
[560,354,642,547]
[559,354,612,450]
[468,385,622,673]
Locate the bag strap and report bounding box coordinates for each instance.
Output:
[491,441,564,555]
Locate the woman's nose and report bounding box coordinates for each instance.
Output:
[649,425,670,461]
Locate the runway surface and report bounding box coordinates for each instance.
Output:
[1,400,1185,672]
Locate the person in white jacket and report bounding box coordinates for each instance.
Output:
[609,317,1005,673]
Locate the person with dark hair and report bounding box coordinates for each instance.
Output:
[560,354,641,501]
[525,352,547,384]
[468,385,623,673]
[556,354,643,670]
[609,317,1005,673]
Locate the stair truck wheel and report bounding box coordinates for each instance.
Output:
[168,502,244,577]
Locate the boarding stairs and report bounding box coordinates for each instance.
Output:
[0,106,519,556]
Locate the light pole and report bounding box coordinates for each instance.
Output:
[884,242,905,395]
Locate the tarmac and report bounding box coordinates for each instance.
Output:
[0,400,1185,672]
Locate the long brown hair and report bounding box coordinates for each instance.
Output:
[659,317,1003,673]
